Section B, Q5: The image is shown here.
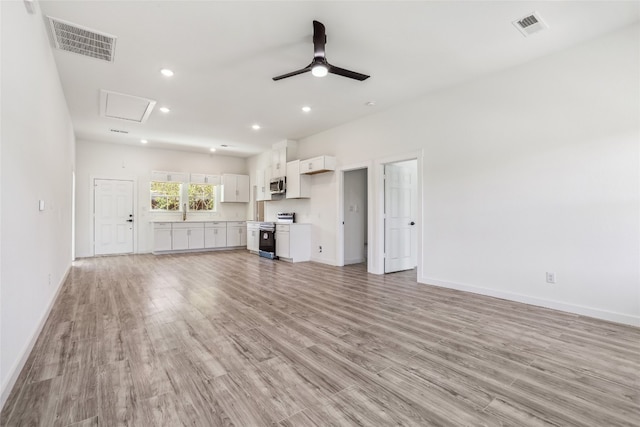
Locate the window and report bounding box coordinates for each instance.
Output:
[150,181,182,211]
[188,183,216,211]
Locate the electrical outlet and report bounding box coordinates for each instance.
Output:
[48,273,52,286]
[546,272,556,284]
[319,245,323,253]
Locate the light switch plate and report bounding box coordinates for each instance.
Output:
[39,200,45,211]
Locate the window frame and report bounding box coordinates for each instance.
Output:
[187,182,217,212]
[149,180,183,212]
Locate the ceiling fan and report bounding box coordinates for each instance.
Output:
[273,20,370,82]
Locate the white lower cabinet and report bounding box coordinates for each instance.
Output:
[172,223,204,250]
[275,224,311,262]
[226,221,247,247]
[247,222,260,252]
[204,222,227,248]
[154,221,245,253]
[153,223,173,252]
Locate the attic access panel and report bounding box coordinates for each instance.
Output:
[99,90,156,123]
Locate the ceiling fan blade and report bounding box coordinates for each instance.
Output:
[312,20,326,58]
[272,65,312,81]
[328,65,370,81]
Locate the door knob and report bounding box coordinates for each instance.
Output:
[410,221,415,225]
[126,219,134,222]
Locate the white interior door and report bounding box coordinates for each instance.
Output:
[384,161,417,273]
[94,179,134,255]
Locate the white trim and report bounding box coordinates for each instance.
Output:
[89,176,138,256]
[344,257,366,265]
[373,151,424,276]
[0,266,71,411]
[419,276,640,327]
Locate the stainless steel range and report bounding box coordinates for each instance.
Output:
[258,222,277,259]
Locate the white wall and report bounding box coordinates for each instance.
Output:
[1,0,76,407]
[75,140,248,257]
[295,25,640,325]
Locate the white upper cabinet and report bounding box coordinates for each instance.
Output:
[190,173,221,185]
[220,174,250,203]
[286,160,310,199]
[256,169,272,201]
[151,171,189,182]
[300,156,336,175]
[270,140,297,179]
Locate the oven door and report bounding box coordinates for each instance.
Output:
[259,229,275,253]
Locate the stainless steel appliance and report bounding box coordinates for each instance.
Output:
[258,222,277,259]
[270,177,286,194]
[276,212,295,223]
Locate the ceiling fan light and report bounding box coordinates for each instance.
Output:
[311,65,328,77]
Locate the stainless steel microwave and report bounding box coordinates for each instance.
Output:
[270,177,286,194]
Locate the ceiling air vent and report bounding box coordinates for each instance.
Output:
[109,129,129,134]
[512,12,548,37]
[47,16,116,62]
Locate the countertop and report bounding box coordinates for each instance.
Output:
[150,219,248,223]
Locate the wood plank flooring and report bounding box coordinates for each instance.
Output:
[1,251,639,426]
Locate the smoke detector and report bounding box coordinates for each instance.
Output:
[47,16,116,62]
[512,12,548,37]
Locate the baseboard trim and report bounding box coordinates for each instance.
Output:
[419,276,640,327]
[344,257,366,265]
[0,265,71,412]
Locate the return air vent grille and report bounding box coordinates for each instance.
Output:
[512,12,548,37]
[47,16,116,62]
[110,129,129,134]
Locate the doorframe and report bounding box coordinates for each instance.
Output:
[374,150,423,276]
[336,161,373,272]
[89,175,138,257]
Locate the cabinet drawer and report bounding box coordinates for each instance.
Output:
[172,222,204,229]
[204,222,226,228]
[226,221,246,227]
[276,224,290,232]
[153,222,172,229]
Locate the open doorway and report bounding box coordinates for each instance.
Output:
[384,159,417,273]
[343,168,368,266]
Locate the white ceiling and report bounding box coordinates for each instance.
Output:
[38,0,639,157]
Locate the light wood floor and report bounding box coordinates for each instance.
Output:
[1,251,639,426]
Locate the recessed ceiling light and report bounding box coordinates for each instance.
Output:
[140,139,148,144]
[365,101,376,107]
[251,124,261,130]
[159,107,170,113]
[209,147,216,152]
[160,68,174,77]
[301,106,311,113]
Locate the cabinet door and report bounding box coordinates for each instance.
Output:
[153,229,172,251]
[238,227,247,246]
[188,227,205,249]
[190,173,206,184]
[226,227,239,247]
[276,231,290,258]
[256,170,272,201]
[204,228,216,248]
[172,228,189,250]
[271,148,285,178]
[221,175,237,202]
[236,175,250,202]
[247,228,259,251]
